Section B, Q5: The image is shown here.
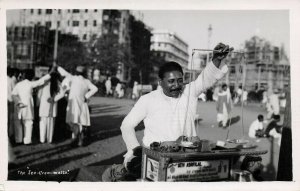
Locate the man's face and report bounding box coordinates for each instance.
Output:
[160,70,184,98]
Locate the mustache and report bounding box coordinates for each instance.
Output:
[170,88,182,92]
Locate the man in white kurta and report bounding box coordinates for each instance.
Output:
[120,43,232,172]
[12,70,51,144]
[57,66,98,146]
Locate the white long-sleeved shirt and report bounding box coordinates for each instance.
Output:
[248,119,264,138]
[121,62,228,150]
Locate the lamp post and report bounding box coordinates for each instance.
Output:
[53,9,59,67]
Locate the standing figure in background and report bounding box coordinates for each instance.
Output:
[12,69,52,144]
[242,89,248,105]
[267,89,280,119]
[115,82,124,99]
[216,83,232,128]
[38,71,65,143]
[57,66,98,147]
[132,81,139,100]
[105,77,112,97]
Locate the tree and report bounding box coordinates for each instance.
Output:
[89,33,133,76]
[47,30,88,72]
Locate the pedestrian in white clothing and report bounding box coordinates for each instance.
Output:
[57,65,98,147]
[248,115,265,138]
[38,71,65,143]
[105,77,112,96]
[103,43,233,181]
[132,81,139,100]
[216,84,232,128]
[12,69,52,144]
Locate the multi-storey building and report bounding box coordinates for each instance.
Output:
[198,36,290,91]
[150,30,189,70]
[7,25,50,69]
[20,9,103,42]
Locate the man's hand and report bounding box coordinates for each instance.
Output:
[123,146,142,171]
[47,97,55,103]
[212,43,234,68]
[123,150,134,170]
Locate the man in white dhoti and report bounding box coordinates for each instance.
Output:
[57,65,98,147]
[102,43,233,181]
[12,69,52,144]
[216,83,232,128]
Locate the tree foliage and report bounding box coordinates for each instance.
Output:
[47,30,88,73]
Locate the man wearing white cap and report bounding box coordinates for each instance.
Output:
[57,65,98,146]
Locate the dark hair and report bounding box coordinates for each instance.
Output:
[272,114,280,121]
[50,72,60,97]
[222,83,227,89]
[258,114,264,121]
[158,61,183,79]
[12,68,20,77]
[24,69,35,81]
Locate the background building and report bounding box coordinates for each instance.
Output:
[7,25,50,70]
[150,30,189,70]
[20,9,103,42]
[198,36,290,92]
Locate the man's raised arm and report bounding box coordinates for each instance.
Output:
[192,43,233,96]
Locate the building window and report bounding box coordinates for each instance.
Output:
[58,9,61,14]
[158,43,161,47]
[84,20,88,27]
[46,21,52,28]
[57,21,60,28]
[38,9,42,15]
[83,34,87,40]
[68,9,70,13]
[30,9,34,14]
[72,21,80,27]
[73,9,80,13]
[103,15,109,20]
[46,9,52,14]
[85,9,88,13]
[37,22,41,25]
[67,20,70,26]
[93,20,97,26]
[94,9,97,12]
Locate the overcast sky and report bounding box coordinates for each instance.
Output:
[7,9,290,59]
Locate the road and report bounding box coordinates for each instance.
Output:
[8,96,282,181]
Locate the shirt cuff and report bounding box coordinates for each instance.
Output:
[206,61,228,80]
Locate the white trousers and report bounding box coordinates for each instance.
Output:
[217,103,229,126]
[22,120,33,144]
[39,117,55,143]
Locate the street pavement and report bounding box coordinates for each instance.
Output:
[8,96,282,181]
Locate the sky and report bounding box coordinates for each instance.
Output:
[7,9,290,59]
[138,10,290,57]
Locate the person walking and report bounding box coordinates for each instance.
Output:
[57,65,98,147]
